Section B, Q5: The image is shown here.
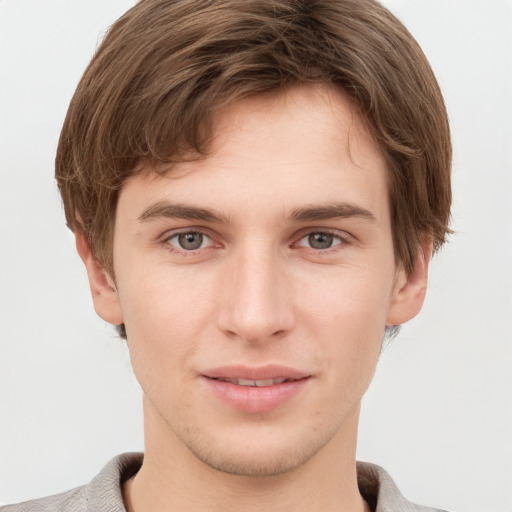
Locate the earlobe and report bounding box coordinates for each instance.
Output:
[386,240,433,326]
[75,234,124,326]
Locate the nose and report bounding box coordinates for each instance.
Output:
[216,245,296,343]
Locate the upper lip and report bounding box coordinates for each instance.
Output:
[202,365,310,381]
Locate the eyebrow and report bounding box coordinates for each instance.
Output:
[289,202,376,223]
[138,200,376,225]
[138,202,229,224]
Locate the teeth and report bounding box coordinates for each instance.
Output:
[239,378,288,387]
[217,377,288,387]
[237,378,258,386]
[254,379,276,387]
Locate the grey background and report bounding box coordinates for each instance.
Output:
[1,1,511,510]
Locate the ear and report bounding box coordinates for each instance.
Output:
[75,233,124,326]
[386,239,433,326]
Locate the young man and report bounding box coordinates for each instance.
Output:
[2,0,452,510]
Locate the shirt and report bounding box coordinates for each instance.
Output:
[1,453,448,511]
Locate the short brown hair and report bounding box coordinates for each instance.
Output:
[56,0,451,276]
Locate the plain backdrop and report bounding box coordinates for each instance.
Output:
[1,1,511,510]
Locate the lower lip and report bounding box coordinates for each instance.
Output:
[203,377,310,413]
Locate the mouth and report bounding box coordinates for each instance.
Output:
[212,377,292,387]
[203,364,309,382]
[201,366,311,412]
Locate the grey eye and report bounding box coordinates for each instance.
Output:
[308,232,334,249]
[176,232,204,250]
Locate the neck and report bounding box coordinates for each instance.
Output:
[123,397,369,512]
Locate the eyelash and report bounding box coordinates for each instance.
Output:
[161,229,348,255]
[293,229,347,254]
[162,230,216,255]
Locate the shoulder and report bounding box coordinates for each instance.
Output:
[0,486,86,512]
[1,453,143,512]
[357,461,449,512]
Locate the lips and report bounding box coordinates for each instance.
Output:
[203,364,309,381]
[215,377,289,387]
[201,365,311,412]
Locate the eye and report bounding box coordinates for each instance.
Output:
[297,231,344,250]
[167,231,211,251]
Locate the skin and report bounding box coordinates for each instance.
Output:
[77,84,430,512]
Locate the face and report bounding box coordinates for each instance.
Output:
[81,85,428,477]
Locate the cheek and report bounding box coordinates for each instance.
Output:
[121,262,216,335]
[298,263,393,336]
[117,268,217,392]
[297,268,392,386]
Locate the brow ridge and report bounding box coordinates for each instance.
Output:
[138,201,375,225]
[289,202,376,222]
[138,202,229,223]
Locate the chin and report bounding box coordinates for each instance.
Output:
[174,419,336,478]
[189,441,319,477]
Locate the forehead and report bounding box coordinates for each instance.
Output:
[120,84,389,223]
